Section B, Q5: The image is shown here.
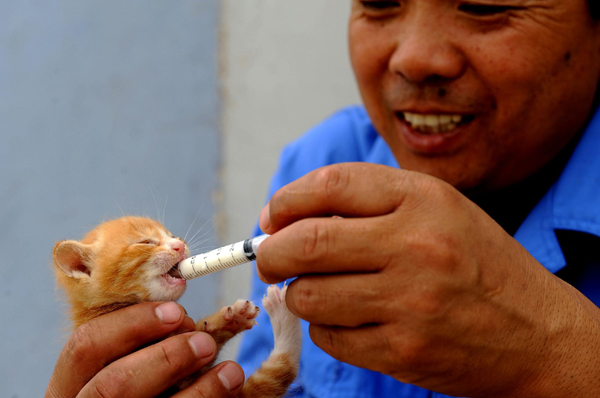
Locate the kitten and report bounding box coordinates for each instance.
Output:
[53,216,301,397]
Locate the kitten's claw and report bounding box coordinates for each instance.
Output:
[216,299,260,333]
[224,306,234,321]
[197,298,260,338]
[237,300,251,315]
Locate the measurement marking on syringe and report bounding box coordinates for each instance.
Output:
[189,256,196,276]
[177,234,269,280]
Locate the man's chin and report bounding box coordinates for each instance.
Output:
[395,155,494,195]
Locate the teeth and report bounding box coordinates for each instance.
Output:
[403,112,465,134]
[168,264,183,279]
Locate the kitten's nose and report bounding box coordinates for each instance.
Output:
[167,239,185,253]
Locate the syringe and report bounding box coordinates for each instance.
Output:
[176,234,269,280]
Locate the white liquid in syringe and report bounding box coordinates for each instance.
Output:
[177,234,268,280]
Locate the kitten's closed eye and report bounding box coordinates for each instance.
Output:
[137,239,158,245]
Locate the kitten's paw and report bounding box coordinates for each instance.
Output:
[204,300,260,334]
[227,299,260,321]
[263,284,287,316]
[263,284,302,360]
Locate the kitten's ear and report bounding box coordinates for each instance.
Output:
[53,240,95,279]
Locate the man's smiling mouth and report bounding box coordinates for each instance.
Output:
[397,112,476,134]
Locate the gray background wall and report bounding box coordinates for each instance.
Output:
[0,1,219,397]
[0,1,361,396]
[219,0,361,348]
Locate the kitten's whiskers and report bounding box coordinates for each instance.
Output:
[186,215,215,248]
[150,184,161,223]
[162,194,168,226]
[183,206,205,243]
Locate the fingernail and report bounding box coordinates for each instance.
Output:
[188,333,215,358]
[259,204,270,231]
[155,302,182,324]
[218,363,244,391]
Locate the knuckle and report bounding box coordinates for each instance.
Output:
[66,321,99,364]
[390,170,410,201]
[311,325,340,356]
[269,188,286,216]
[405,228,459,273]
[314,164,350,201]
[393,334,433,371]
[159,344,174,367]
[394,171,448,212]
[323,328,337,354]
[153,337,191,374]
[290,279,319,317]
[88,370,127,398]
[378,248,399,273]
[406,289,448,318]
[301,221,330,261]
[429,232,461,273]
[189,385,212,398]
[419,174,462,210]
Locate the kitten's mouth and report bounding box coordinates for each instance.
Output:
[162,262,185,288]
[167,263,182,279]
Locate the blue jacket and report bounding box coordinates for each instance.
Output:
[237,106,600,397]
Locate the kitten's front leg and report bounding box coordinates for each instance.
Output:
[175,302,259,391]
[196,299,260,349]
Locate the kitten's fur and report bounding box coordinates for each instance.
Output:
[53,216,301,397]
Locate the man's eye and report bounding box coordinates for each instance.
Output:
[361,1,401,11]
[458,3,516,16]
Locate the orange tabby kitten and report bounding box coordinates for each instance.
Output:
[53,216,301,397]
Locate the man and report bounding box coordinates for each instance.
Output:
[46,0,600,396]
[239,0,600,397]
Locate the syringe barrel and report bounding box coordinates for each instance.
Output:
[178,234,269,280]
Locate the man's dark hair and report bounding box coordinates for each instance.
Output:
[590,0,600,20]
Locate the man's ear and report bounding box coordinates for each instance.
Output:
[53,240,94,279]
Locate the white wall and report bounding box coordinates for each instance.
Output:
[218,1,362,356]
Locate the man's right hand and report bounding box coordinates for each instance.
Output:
[45,301,245,397]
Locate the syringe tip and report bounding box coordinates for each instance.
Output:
[168,263,183,279]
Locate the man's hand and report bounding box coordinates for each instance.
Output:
[256,162,600,398]
[45,301,244,398]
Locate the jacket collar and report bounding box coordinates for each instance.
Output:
[515,107,600,272]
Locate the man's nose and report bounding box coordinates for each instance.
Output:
[388,12,466,84]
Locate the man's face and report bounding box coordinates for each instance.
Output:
[349,0,600,193]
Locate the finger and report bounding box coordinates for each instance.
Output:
[260,163,414,233]
[78,332,217,398]
[46,301,192,398]
[286,274,391,326]
[308,323,401,375]
[172,361,245,398]
[257,215,400,283]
